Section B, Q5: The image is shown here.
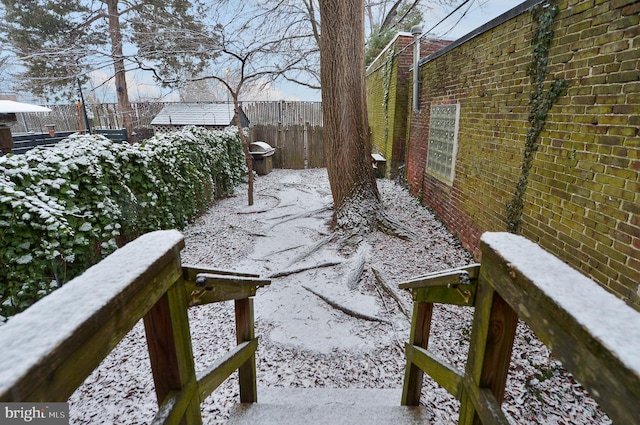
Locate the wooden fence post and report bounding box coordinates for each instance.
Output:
[401,301,434,406]
[144,281,202,425]
[459,277,518,425]
[235,298,258,403]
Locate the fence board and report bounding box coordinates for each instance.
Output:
[13,101,321,134]
[307,125,325,168]
[243,101,322,126]
[250,123,324,170]
[12,101,325,165]
[281,125,305,169]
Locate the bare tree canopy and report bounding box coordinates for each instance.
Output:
[365,0,425,65]
[258,0,454,86]
[0,0,206,137]
[134,1,321,205]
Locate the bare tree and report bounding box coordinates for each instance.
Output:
[105,0,135,140]
[136,2,318,206]
[267,0,450,85]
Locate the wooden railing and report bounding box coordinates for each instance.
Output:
[400,231,640,424]
[0,230,270,425]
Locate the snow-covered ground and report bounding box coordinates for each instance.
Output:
[69,168,611,424]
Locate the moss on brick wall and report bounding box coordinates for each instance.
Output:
[405,0,640,308]
[366,34,415,179]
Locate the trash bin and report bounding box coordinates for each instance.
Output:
[371,153,386,178]
[249,141,276,175]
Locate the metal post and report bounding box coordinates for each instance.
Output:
[411,25,422,113]
[77,78,91,134]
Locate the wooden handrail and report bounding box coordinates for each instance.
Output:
[400,232,640,424]
[0,230,186,402]
[0,230,270,425]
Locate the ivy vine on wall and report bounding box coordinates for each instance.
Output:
[381,48,395,146]
[505,1,567,233]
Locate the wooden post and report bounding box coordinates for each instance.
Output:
[401,301,434,406]
[235,298,258,403]
[144,282,202,425]
[459,278,518,425]
[0,127,13,155]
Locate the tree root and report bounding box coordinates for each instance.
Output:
[267,203,333,231]
[376,209,417,242]
[285,232,338,268]
[261,244,307,258]
[373,283,408,354]
[302,285,391,324]
[236,194,281,214]
[343,243,369,290]
[268,261,343,278]
[372,266,411,321]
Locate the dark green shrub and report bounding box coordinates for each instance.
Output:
[0,126,246,319]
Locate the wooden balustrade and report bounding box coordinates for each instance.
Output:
[0,230,270,425]
[3,229,637,424]
[400,232,640,425]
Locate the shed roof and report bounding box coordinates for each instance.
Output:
[151,103,248,127]
[0,100,51,113]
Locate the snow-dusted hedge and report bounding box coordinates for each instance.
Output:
[0,126,246,318]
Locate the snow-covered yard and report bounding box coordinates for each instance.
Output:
[69,168,610,424]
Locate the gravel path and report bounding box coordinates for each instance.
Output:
[69,168,610,424]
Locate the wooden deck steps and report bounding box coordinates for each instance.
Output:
[227,388,432,424]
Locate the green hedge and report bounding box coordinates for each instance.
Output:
[0,126,246,319]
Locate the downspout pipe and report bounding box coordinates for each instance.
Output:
[411,25,422,113]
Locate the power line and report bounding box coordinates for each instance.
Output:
[397,0,476,57]
[439,0,477,39]
[367,0,479,75]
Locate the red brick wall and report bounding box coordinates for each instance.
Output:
[406,0,640,307]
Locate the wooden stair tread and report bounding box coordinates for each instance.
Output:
[227,388,432,424]
[257,387,403,406]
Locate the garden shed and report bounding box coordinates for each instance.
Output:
[151,103,249,134]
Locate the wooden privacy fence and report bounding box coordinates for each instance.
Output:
[250,123,324,169]
[13,101,322,134]
[243,101,323,127]
[400,232,640,424]
[0,230,270,425]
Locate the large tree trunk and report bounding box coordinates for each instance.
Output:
[318,0,382,232]
[107,0,134,142]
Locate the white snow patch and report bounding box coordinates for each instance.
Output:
[15,254,33,265]
[78,222,93,232]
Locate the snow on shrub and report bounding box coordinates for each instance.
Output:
[0,126,246,318]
